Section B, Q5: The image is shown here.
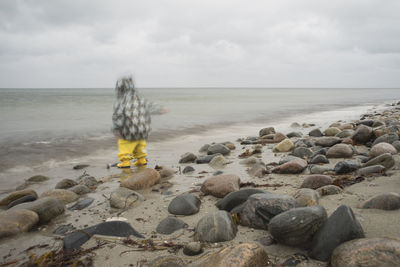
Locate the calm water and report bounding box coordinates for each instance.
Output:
[0,87,399,171]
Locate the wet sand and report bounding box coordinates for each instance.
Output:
[1,103,400,266]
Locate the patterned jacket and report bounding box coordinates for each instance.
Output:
[112,77,161,141]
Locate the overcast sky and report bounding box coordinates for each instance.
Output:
[1,0,400,88]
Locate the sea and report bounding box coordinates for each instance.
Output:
[0,87,399,173]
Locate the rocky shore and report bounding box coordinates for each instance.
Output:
[1,102,400,266]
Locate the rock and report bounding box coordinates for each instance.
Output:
[312,147,328,156]
[7,195,37,209]
[336,129,354,138]
[300,175,333,189]
[369,142,397,158]
[272,158,308,174]
[0,189,38,206]
[26,175,49,182]
[324,127,341,136]
[272,139,294,152]
[182,166,195,174]
[110,187,144,209]
[309,205,365,261]
[10,197,64,224]
[357,119,374,127]
[331,237,400,267]
[314,137,341,147]
[372,133,399,146]
[295,138,315,148]
[222,141,236,150]
[73,164,89,170]
[240,193,297,229]
[183,242,203,256]
[310,154,329,164]
[291,122,301,128]
[309,165,332,174]
[326,144,353,158]
[194,243,269,267]
[208,144,230,155]
[53,224,76,235]
[259,127,275,137]
[120,168,161,190]
[41,189,79,204]
[149,256,186,267]
[341,138,354,145]
[68,185,91,195]
[273,132,288,143]
[179,152,197,163]
[168,193,201,215]
[209,155,228,169]
[199,144,210,153]
[293,188,320,207]
[216,188,266,212]
[68,198,94,211]
[268,205,327,247]
[63,221,144,251]
[359,192,400,210]
[279,155,301,165]
[156,217,187,234]
[195,153,222,164]
[356,165,386,176]
[0,209,39,239]
[392,140,400,152]
[247,163,267,178]
[334,160,361,174]
[363,153,395,169]
[309,128,323,137]
[330,122,341,128]
[355,155,370,163]
[291,147,313,159]
[287,131,302,138]
[194,210,237,242]
[201,174,240,198]
[239,156,262,165]
[55,179,78,189]
[372,120,385,127]
[352,125,373,144]
[76,174,98,187]
[317,185,343,196]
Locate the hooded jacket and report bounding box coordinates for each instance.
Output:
[112,77,160,141]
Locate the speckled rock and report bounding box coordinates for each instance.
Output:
[300,175,333,190]
[359,192,400,210]
[194,210,237,242]
[201,174,240,198]
[316,185,343,196]
[326,144,353,158]
[0,209,39,239]
[268,205,327,247]
[183,242,203,256]
[120,168,161,190]
[209,155,229,169]
[291,147,313,159]
[369,142,397,158]
[293,188,320,207]
[331,237,400,267]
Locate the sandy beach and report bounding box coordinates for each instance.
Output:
[1,101,400,266]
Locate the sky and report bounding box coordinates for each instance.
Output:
[1,0,400,88]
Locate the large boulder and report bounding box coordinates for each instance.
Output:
[309,205,365,261]
[194,243,270,267]
[0,209,39,239]
[120,168,161,190]
[41,189,79,204]
[268,205,327,247]
[239,193,297,229]
[300,175,333,190]
[369,142,397,158]
[326,144,353,158]
[351,125,373,144]
[272,139,294,152]
[0,189,38,206]
[272,158,308,174]
[216,188,266,212]
[194,211,237,242]
[331,237,400,267]
[10,197,64,224]
[201,174,240,198]
[359,192,400,210]
[168,193,201,215]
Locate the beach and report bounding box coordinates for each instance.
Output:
[1,93,400,266]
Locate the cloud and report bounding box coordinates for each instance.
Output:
[0,0,399,87]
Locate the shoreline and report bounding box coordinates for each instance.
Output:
[1,99,400,266]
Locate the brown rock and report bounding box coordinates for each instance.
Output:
[324,127,341,136]
[293,188,320,207]
[195,243,271,267]
[300,175,333,189]
[273,132,288,143]
[369,142,397,158]
[359,192,400,210]
[201,174,240,198]
[0,189,38,206]
[120,168,161,190]
[331,237,400,267]
[339,123,354,130]
[326,144,353,158]
[272,139,294,152]
[341,138,354,145]
[0,209,39,239]
[41,189,79,204]
[272,158,307,174]
[352,125,373,144]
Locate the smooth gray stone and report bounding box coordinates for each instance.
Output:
[168,193,201,215]
[55,179,78,189]
[194,210,237,242]
[68,198,94,211]
[334,160,361,174]
[156,217,188,234]
[68,185,91,195]
[314,137,341,147]
[216,188,267,212]
[207,144,230,155]
[309,128,323,137]
[183,242,203,256]
[363,153,395,169]
[310,154,329,164]
[291,147,313,159]
[76,174,98,187]
[53,224,76,235]
[356,165,386,176]
[7,195,37,209]
[287,132,302,138]
[336,130,354,138]
[179,152,197,163]
[195,153,222,164]
[309,205,365,262]
[372,133,399,146]
[294,139,315,148]
[63,221,144,250]
[279,155,302,165]
[182,166,195,174]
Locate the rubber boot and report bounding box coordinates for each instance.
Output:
[117,160,131,168]
[132,158,147,166]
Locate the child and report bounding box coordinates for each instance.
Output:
[112,76,166,168]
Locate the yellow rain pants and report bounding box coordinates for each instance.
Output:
[117,139,147,163]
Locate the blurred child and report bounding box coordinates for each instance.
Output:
[112,76,167,168]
